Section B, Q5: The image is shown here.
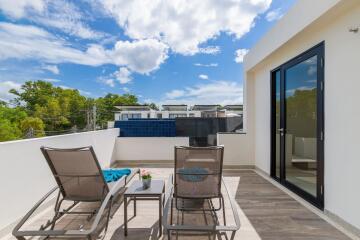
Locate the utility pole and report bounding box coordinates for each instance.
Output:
[86,109,90,131]
[92,105,97,131]
[25,127,34,139]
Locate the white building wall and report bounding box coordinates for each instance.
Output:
[217,133,253,166]
[0,129,119,233]
[140,112,149,118]
[161,111,169,118]
[190,111,202,117]
[114,110,203,120]
[114,112,121,120]
[113,137,189,160]
[245,0,360,230]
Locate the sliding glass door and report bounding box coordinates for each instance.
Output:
[271,42,324,208]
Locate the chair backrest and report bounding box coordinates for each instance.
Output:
[174,146,224,199]
[41,146,109,202]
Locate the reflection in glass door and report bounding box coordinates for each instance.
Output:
[272,70,281,180]
[285,55,318,196]
[271,43,324,209]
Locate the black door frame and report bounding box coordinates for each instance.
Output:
[270,42,325,209]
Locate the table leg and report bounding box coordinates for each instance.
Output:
[134,197,137,216]
[159,195,162,237]
[124,196,128,236]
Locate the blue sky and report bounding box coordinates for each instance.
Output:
[0,0,296,105]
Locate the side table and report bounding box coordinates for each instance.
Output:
[124,180,165,237]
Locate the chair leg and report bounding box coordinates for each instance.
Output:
[230,230,236,240]
[50,191,63,230]
[15,237,26,240]
[220,196,226,226]
[167,230,171,240]
[170,198,173,225]
[104,198,113,233]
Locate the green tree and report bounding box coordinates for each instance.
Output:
[10,81,56,112]
[10,81,91,132]
[147,103,159,110]
[0,118,22,141]
[20,117,45,138]
[3,80,140,140]
[0,104,27,141]
[95,93,138,127]
[0,105,27,123]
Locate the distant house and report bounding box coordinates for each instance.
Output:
[161,105,200,118]
[114,105,153,120]
[191,105,221,117]
[190,105,243,118]
[114,104,243,120]
[222,105,243,117]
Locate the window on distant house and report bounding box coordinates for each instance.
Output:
[169,114,187,118]
[122,114,128,120]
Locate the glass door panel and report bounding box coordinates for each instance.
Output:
[284,55,318,196]
[271,42,324,209]
[274,70,281,179]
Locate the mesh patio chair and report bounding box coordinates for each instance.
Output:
[163,146,240,240]
[174,146,225,212]
[13,146,139,240]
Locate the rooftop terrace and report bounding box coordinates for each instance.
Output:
[0,123,358,240]
[1,165,351,240]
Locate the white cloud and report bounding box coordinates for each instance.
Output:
[305,57,317,65]
[0,23,109,66]
[307,66,317,76]
[98,77,115,87]
[34,0,106,40]
[194,63,218,67]
[42,65,59,74]
[163,81,243,105]
[115,67,132,84]
[198,46,220,55]
[234,48,249,63]
[122,87,130,93]
[0,0,105,40]
[0,0,44,18]
[100,0,272,55]
[265,8,283,22]
[199,74,209,80]
[0,81,21,102]
[0,23,168,76]
[97,66,135,87]
[112,39,169,74]
[58,85,71,89]
[165,90,185,99]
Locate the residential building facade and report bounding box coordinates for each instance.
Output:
[114,104,243,120]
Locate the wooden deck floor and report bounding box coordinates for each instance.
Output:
[4,168,351,240]
[228,170,350,240]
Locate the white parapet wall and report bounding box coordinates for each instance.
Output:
[0,129,119,234]
[217,133,254,166]
[114,137,189,161]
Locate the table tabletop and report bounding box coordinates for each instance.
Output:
[125,179,165,196]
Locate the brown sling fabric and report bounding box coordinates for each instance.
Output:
[41,146,109,202]
[174,146,224,199]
